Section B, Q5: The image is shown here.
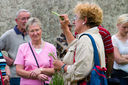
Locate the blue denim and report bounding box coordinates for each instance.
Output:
[10,78,20,85]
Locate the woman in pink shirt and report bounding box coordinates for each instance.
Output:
[14,17,56,85]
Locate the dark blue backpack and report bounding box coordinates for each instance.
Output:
[78,33,108,85]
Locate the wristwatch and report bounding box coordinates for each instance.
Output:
[61,64,66,73]
[40,68,43,73]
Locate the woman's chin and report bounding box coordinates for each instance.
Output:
[32,39,40,42]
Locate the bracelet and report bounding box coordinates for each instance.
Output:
[61,64,66,73]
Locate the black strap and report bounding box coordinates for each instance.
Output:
[28,42,40,68]
[28,42,47,85]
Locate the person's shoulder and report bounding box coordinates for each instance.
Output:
[0,29,14,39]
[78,33,92,44]
[4,29,14,34]
[112,34,115,37]
[112,34,116,39]
[18,43,30,53]
[45,41,56,48]
[112,34,119,43]
[19,42,29,49]
[2,29,15,36]
[98,26,111,35]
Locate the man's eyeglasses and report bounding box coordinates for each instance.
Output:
[19,17,30,21]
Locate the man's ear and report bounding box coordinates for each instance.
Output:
[15,18,18,23]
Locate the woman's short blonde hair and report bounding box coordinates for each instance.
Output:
[117,14,128,25]
[74,2,103,27]
[25,17,42,31]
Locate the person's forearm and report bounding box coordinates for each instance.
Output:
[115,56,128,65]
[106,53,114,77]
[16,69,31,79]
[63,27,75,44]
[114,47,128,65]
[41,68,55,76]
[122,55,128,58]
[5,65,10,76]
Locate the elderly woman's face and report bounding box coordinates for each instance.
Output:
[73,14,84,34]
[28,24,42,41]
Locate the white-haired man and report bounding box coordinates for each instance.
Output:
[0,9,31,85]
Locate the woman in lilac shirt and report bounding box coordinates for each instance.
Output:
[14,17,56,85]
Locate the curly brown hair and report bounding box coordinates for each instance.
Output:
[74,2,103,28]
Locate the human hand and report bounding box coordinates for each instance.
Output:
[30,68,41,79]
[122,55,128,58]
[3,55,14,66]
[3,75,10,85]
[37,74,48,81]
[59,14,70,31]
[53,60,64,71]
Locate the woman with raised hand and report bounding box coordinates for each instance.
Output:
[53,2,106,85]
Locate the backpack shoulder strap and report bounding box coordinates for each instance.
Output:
[79,33,100,66]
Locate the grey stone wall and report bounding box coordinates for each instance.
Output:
[0,0,128,44]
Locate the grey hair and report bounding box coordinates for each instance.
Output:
[25,17,42,31]
[16,9,31,18]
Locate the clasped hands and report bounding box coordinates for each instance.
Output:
[29,68,48,81]
[29,60,65,81]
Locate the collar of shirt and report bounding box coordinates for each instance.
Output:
[14,25,24,35]
[14,25,26,39]
[77,26,99,39]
